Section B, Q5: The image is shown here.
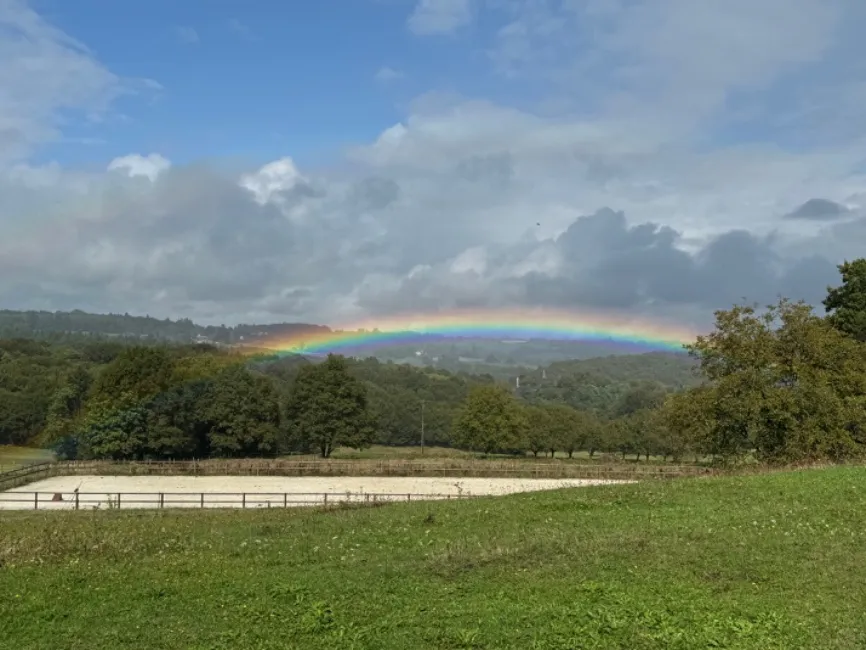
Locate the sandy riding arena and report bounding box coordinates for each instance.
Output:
[0,475,631,510]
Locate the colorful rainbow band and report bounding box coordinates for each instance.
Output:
[245,307,698,356]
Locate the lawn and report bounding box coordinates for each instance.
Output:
[0,446,54,473]
[1,468,865,649]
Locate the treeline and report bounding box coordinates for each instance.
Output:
[0,337,691,460]
[0,309,327,345]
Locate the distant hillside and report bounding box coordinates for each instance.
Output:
[0,309,327,345]
[539,352,700,387]
[0,308,691,369]
[511,352,701,414]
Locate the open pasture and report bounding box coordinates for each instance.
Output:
[1,467,865,649]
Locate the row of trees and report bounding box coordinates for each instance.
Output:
[40,349,377,460]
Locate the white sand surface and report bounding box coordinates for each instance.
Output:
[0,475,630,510]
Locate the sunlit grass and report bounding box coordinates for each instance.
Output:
[1,467,864,648]
[0,446,54,473]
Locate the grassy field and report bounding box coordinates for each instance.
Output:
[0,446,54,473]
[1,468,865,649]
[299,444,692,464]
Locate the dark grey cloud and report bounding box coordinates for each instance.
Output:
[355,207,853,327]
[784,198,850,221]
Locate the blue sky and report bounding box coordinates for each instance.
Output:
[29,0,513,167]
[2,0,866,327]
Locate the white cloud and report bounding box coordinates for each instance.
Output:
[240,158,305,205]
[375,66,404,82]
[0,0,123,163]
[408,0,472,35]
[107,154,172,182]
[172,25,200,45]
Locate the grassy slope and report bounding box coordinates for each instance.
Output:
[1,468,865,649]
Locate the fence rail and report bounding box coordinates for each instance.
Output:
[0,462,55,491]
[48,459,714,480]
[0,490,474,511]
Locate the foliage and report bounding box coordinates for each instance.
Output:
[203,367,282,458]
[452,385,528,454]
[664,298,866,464]
[823,258,866,342]
[285,354,376,457]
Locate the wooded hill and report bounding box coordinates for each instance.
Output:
[0,334,692,454]
[0,308,692,371]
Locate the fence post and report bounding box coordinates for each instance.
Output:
[34,492,38,510]
[407,493,411,502]
[242,493,246,509]
[74,491,79,510]
[323,493,328,506]
[159,493,164,509]
[201,493,204,508]
[117,493,121,509]
[283,493,287,508]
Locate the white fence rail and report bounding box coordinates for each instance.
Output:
[0,490,475,511]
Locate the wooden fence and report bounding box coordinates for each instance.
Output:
[0,490,473,511]
[46,458,715,481]
[0,462,54,491]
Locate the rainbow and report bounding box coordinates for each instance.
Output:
[245,307,700,356]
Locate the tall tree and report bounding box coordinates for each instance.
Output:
[203,366,282,458]
[285,354,376,458]
[824,258,866,342]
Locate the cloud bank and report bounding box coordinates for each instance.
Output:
[1,0,865,330]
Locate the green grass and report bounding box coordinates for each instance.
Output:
[2,468,865,649]
[0,446,54,473]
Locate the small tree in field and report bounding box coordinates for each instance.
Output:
[524,405,553,457]
[452,385,527,454]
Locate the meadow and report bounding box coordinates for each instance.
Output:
[2,467,865,649]
[0,446,54,473]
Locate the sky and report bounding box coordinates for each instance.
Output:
[1,0,866,329]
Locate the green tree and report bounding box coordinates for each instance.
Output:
[144,380,212,458]
[545,403,590,459]
[79,403,149,460]
[610,381,668,418]
[203,366,282,458]
[452,385,528,454]
[676,298,866,464]
[91,346,175,404]
[285,354,376,457]
[40,366,92,446]
[823,258,866,342]
[524,405,553,457]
